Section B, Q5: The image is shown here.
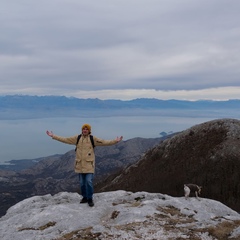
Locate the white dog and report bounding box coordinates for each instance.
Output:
[184,184,202,200]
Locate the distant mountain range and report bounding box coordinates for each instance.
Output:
[0,95,239,119]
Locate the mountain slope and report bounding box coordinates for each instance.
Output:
[96,118,240,212]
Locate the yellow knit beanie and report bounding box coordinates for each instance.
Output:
[81,123,91,132]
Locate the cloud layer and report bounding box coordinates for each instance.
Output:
[1,0,240,100]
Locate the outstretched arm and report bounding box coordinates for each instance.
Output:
[46,130,78,145]
[46,130,54,137]
[93,135,123,147]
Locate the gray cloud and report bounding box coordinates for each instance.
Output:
[1,0,240,99]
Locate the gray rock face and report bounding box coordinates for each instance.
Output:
[96,118,240,213]
[1,191,240,240]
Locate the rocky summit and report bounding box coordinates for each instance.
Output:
[1,190,240,240]
[96,118,240,213]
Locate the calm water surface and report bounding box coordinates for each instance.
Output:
[0,116,215,163]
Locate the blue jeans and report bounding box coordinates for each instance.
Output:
[79,173,94,200]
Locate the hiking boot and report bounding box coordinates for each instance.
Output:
[88,199,94,207]
[80,197,88,204]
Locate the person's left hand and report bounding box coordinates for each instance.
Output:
[116,136,123,142]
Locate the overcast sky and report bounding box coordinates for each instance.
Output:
[1,0,240,100]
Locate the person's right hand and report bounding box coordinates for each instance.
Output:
[46,130,54,137]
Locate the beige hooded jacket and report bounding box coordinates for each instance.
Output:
[52,134,119,173]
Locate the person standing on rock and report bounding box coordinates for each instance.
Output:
[46,123,123,207]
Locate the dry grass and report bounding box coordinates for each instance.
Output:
[18,221,56,231]
[111,210,120,219]
[54,218,240,240]
[205,220,240,240]
[57,227,101,240]
[54,206,240,240]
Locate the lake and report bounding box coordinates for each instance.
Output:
[0,115,217,164]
